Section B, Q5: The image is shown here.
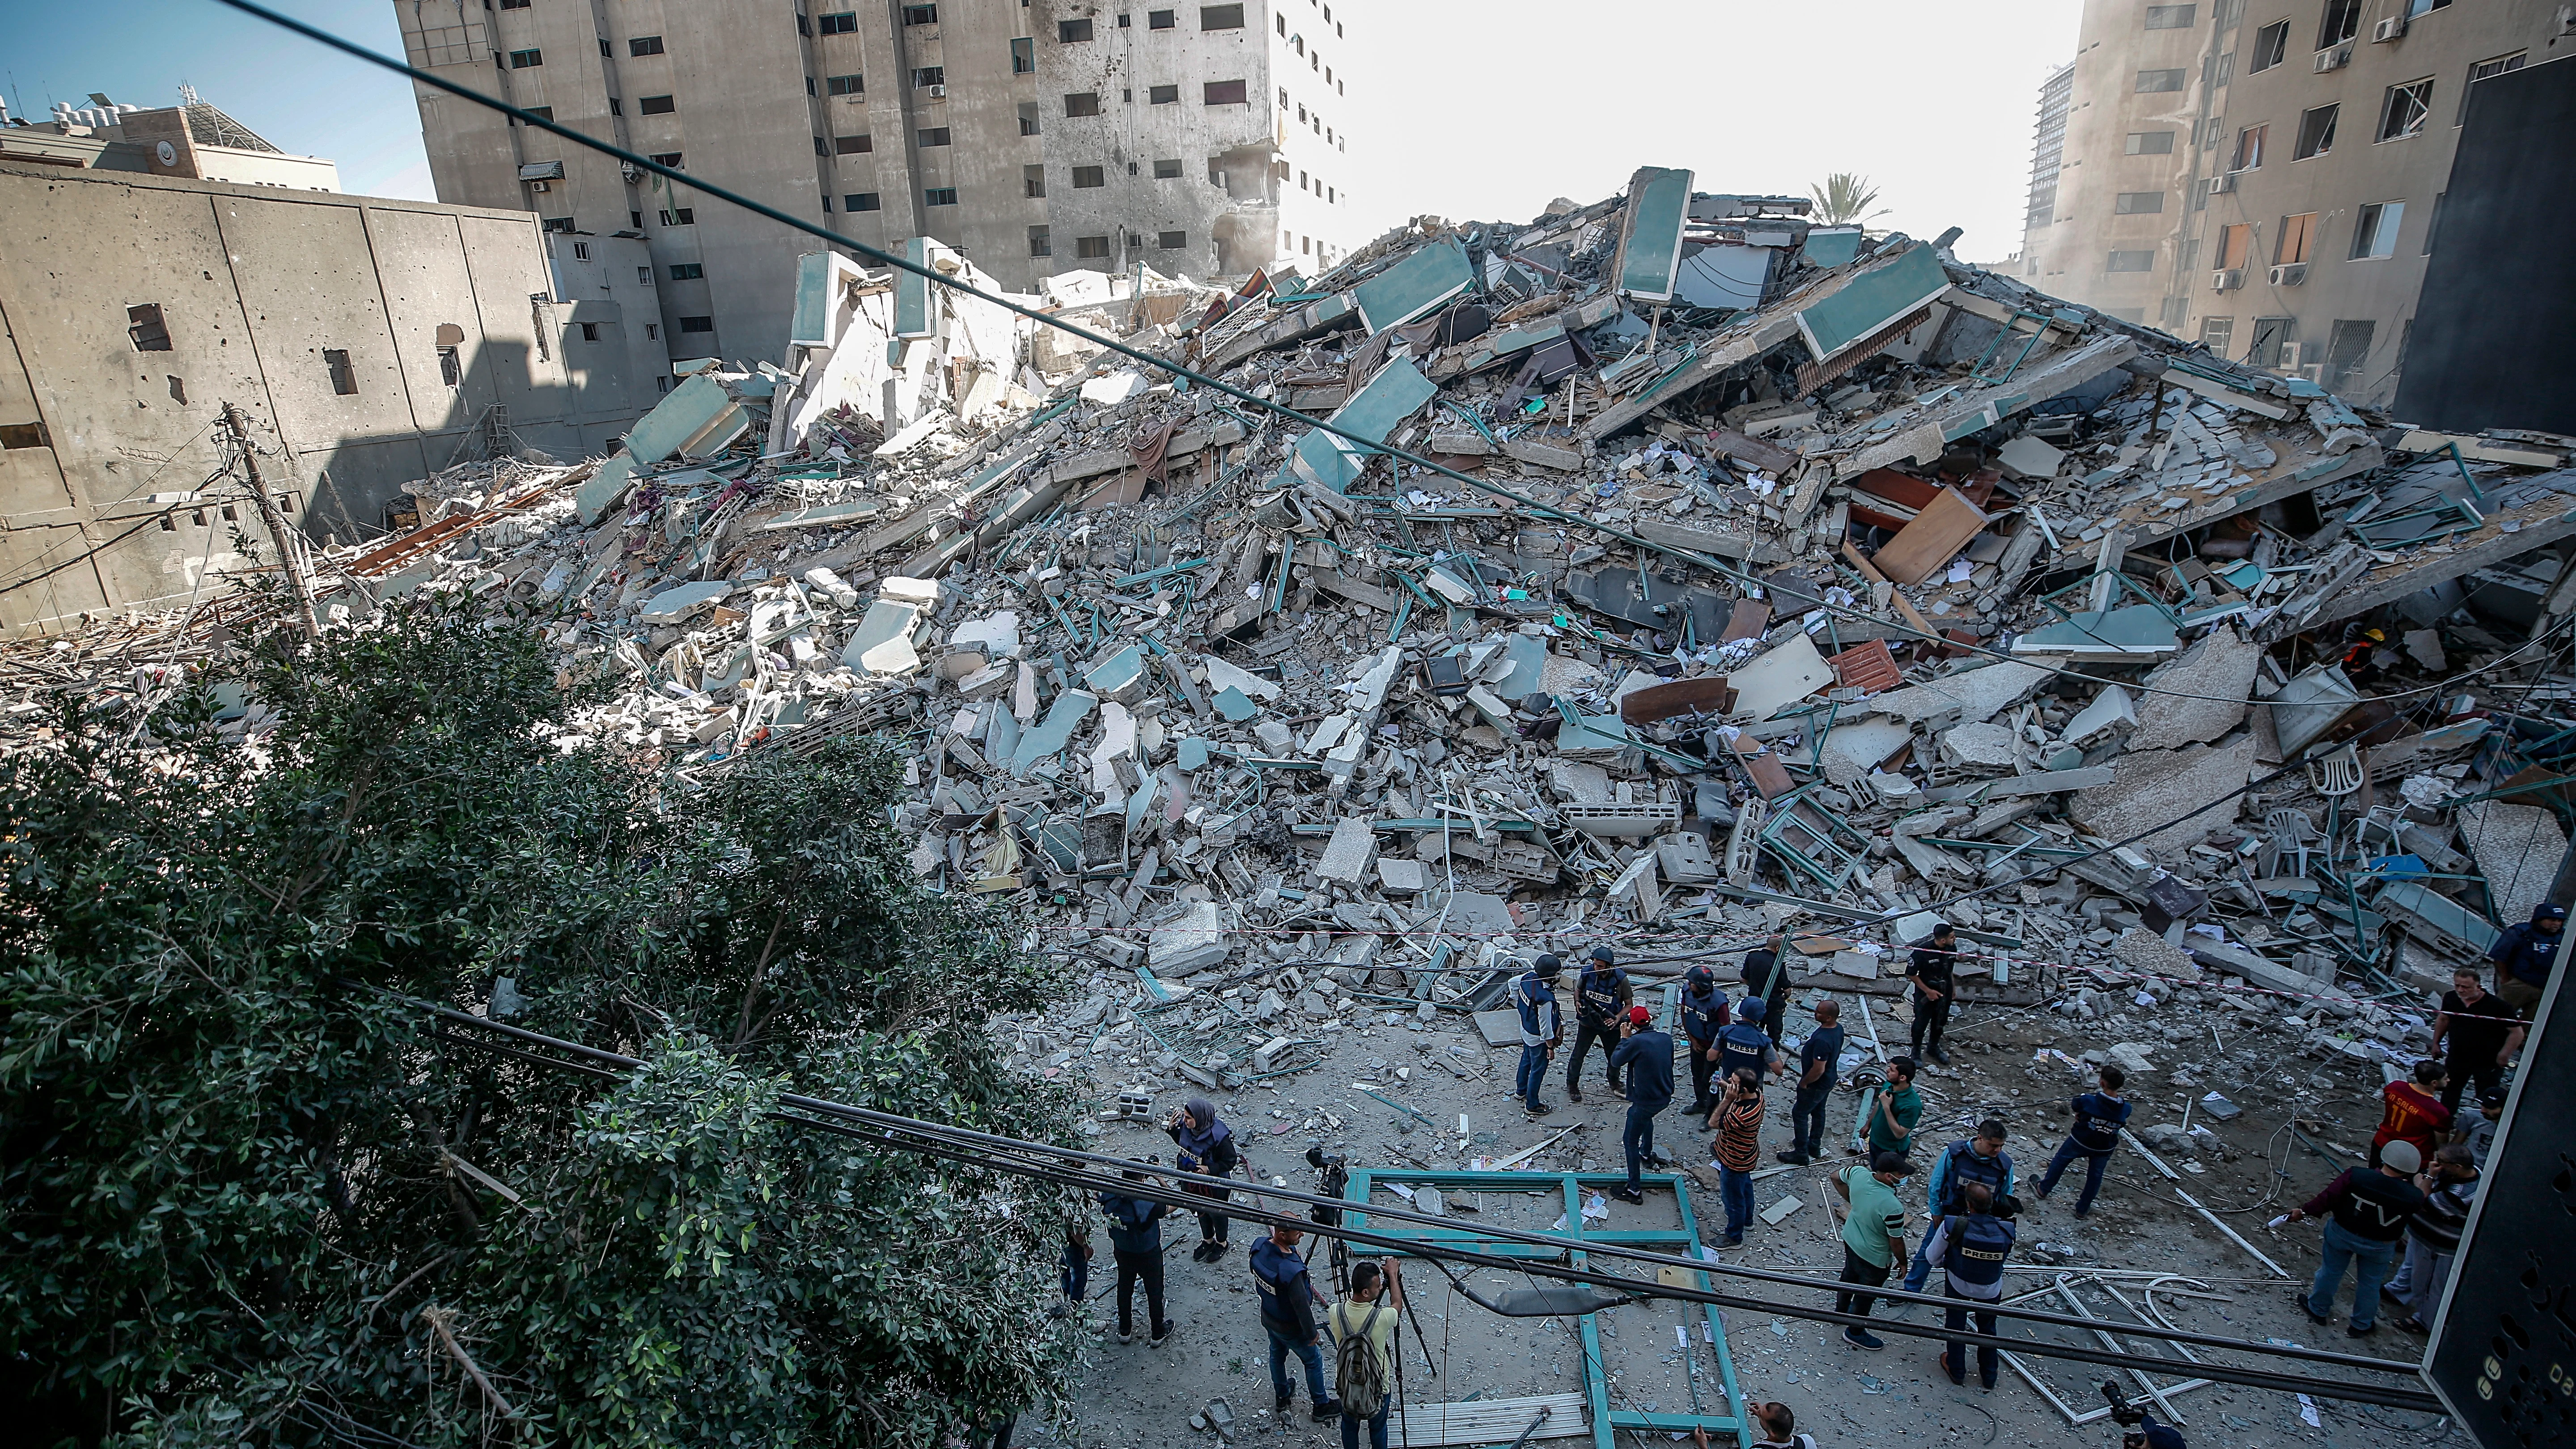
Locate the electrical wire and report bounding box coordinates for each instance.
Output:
[0,416,224,597]
[413,1001,2440,1409]
[205,0,2538,714]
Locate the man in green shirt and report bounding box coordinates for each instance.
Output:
[1853,1055,1923,1161]
[1832,1150,1914,1350]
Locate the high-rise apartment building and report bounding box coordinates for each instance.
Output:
[2018,0,2568,405]
[397,0,1358,374]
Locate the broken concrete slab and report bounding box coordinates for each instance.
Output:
[1727,631,1834,722]
[1869,661,2052,727]
[1148,900,1231,976]
[1318,817,1381,886]
[2068,736,2258,856]
[2457,801,2568,926]
[1817,715,1913,787]
[2128,627,2260,752]
[1009,688,1101,776]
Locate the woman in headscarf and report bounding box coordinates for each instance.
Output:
[1166,1098,1241,1262]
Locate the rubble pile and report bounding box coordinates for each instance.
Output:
[26,168,2576,1106]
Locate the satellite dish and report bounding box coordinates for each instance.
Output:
[156,140,177,167]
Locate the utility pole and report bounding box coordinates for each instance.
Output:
[221,402,320,637]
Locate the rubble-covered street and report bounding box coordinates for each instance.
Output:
[11,167,2559,1448]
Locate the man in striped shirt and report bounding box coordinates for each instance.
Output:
[1710,1068,1766,1246]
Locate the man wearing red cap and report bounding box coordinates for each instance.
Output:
[1610,1004,1676,1205]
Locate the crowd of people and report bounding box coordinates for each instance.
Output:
[1042,902,2547,1445]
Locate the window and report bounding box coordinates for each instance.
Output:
[901,4,937,23]
[2275,211,2316,264]
[578,322,600,343]
[655,376,670,394]
[679,316,715,334]
[1024,164,1047,197]
[1059,18,1093,41]
[644,324,658,340]
[2349,200,2402,258]
[820,11,858,34]
[2198,317,2233,355]
[2233,123,2267,169]
[2135,68,2185,92]
[1149,84,1179,104]
[798,13,811,36]
[438,346,462,386]
[924,187,958,206]
[1203,3,1244,27]
[2323,318,2375,390]
[918,127,952,146]
[845,191,882,211]
[2217,222,2252,269]
[660,208,695,225]
[2144,4,2195,27]
[648,151,682,168]
[2321,0,2364,49]
[913,67,945,87]
[499,0,527,8]
[571,241,591,260]
[2106,250,2156,272]
[629,35,665,56]
[608,97,622,115]
[508,48,544,68]
[2125,131,2175,155]
[2407,0,2453,13]
[541,216,576,233]
[1029,225,1052,257]
[2249,18,2289,72]
[821,194,832,212]
[814,135,830,156]
[1011,37,1035,72]
[835,134,872,153]
[1150,9,1175,27]
[1018,102,1041,135]
[2293,103,2337,158]
[2246,316,2295,368]
[1204,78,1248,105]
[1072,165,1105,188]
[2115,191,2165,214]
[1064,92,1101,116]
[513,105,554,125]
[669,263,706,280]
[127,303,171,352]
[1153,157,1182,178]
[640,94,677,115]
[828,74,864,95]
[1157,230,1187,250]
[1118,12,1131,25]
[2378,79,2432,141]
[2462,52,2527,123]
[323,348,358,395]
[631,209,643,227]
[639,267,653,284]
[1076,234,1111,258]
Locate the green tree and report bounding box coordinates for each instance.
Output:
[0,597,1077,1447]
[1808,172,1891,229]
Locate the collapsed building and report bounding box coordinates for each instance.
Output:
[7,160,2555,1441]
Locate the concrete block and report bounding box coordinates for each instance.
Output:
[1817,716,1913,787]
[1149,900,1230,975]
[2068,736,2257,855]
[2106,1042,2157,1076]
[2062,684,2135,746]
[2129,627,2259,751]
[2114,926,2201,982]
[1870,661,2052,727]
[1378,857,1434,894]
[1091,936,1146,970]
[1253,1035,1296,1071]
[1938,720,2020,770]
[1085,644,1152,706]
[958,662,1015,701]
[1318,817,1380,885]
[639,580,733,623]
[1546,760,1614,804]
[1464,686,1515,731]
[1254,719,1296,753]
[1502,435,1583,470]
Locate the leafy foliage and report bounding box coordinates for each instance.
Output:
[1808,171,1890,229]
[0,597,1076,1447]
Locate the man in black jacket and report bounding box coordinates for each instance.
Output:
[2288,1138,2428,1336]
[1609,1005,1676,1205]
[1742,934,1791,1046]
[1565,946,1633,1104]
[1098,1167,1174,1344]
[2487,902,2565,1016]
[1906,924,1958,1066]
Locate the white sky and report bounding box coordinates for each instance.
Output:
[1339,0,2080,264]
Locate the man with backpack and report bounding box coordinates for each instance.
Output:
[1902,1119,2015,1296]
[1251,1223,1339,1419]
[1325,1258,1405,1449]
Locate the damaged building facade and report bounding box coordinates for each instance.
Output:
[0,161,654,634]
[2018,0,2570,403]
[398,0,1356,364]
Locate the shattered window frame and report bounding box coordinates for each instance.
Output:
[1029,225,1052,257]
[322,348,359,396]
[2292,103,2337,159]
[127,303,172,352]
[2232,123,2267,170]
[2461,52,2526,123]
[2377,78,2433,142]
[2249,18,2290,72]
[2198,316,2234,355]
[628,35,665,57]
[2348,200,2403,258]
[1011,38,1035,73]
[2105,250,2157,272]
[2246,315,2295,368]
[2316,0,2361,50]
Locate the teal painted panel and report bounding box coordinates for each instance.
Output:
[1291,357,1439,492]
[574,452,637,525]
[1616,166,1694,301]
[624,373,733,466]
[790,252,833,347]
[894,237,933,339]
[1801,227,1864,268]
[1351,238,1473,333]
[1793,242,1949,361]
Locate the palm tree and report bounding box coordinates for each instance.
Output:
[1809,173,1891,229]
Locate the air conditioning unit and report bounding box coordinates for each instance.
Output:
[2207,171,2238,195]
[927,84,946,97]
[2299,362,2327,383]
[2277,342,2304,369]
[529,179,550,192]
[2211,268,2245,292]
[2314,43,2353,72]
[2270,262,2309,286]
[2373,15,2408,41]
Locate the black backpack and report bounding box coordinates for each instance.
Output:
[1333,1304,1388,1419]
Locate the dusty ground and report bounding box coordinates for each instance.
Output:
[1009,977,2444,1449]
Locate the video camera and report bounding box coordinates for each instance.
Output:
[1305,1145,1348,1229]
[2101,1381,2181,1448]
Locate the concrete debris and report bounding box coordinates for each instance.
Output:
[20,172,2576,1212]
